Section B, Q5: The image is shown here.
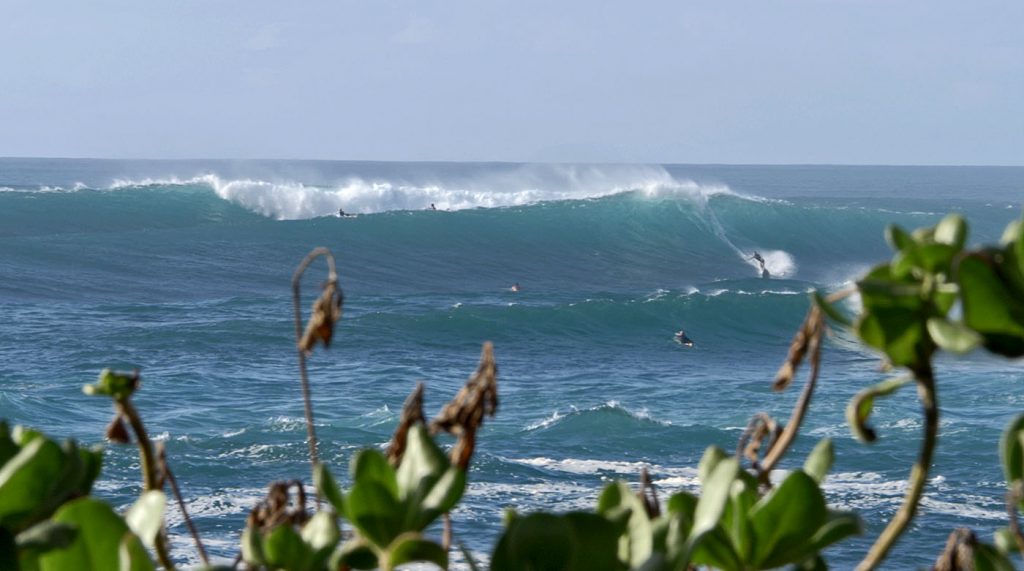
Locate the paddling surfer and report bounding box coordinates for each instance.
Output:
[674,330,694,347]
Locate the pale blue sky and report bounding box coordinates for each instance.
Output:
[2,1,1021,164]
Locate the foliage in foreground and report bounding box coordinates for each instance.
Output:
[2,213,1024,570]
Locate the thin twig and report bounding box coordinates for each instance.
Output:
[117,397,176,570]
[158,445,209,566]
[856,362,939,571]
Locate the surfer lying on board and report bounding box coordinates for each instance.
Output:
[510,283,521,292]
[749,251,770,279]
[674,330,694,347]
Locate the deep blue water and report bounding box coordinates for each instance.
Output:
[1,158,1023,568]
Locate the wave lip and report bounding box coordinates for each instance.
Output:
[33,164,778,220]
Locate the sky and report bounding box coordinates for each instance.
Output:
[1,1,1022,165]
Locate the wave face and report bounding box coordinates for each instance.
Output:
[1,158,1023,568]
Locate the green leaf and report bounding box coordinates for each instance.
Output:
[262,525,311,571]
[597,481,652,568]
[806,510,861,553]
[118,532,155,571]
[396,424,448,501]
[927,318,982,354]
[690,526,743,571]
[301,510,340,552]
[885,224,915,252]
[125,491,165,548]
[313,462,346,517]
[934,213,968,249]
[82,369,137,399]
[749,470,827,567]
[240,526,264,566]
[386,532,448,569]
[39,498,135,571]
[813,291,851,327]
[846,376,912,442]
[15,521,78,553]
[345,479,403,548]
[974,542,1016,571]
[1000,415,1024,501]
[720,478,756,564]
[417,467,466,525]
[677,457,739,568]
[491,513,574,571]
[697,446,729,485]
[803,439,834,485]
[0,422,18,468]
[563,512,626,571]
[335,538,379,570]
[958,253,1024,357]
[350,449,398,499]
[0,436,64,529]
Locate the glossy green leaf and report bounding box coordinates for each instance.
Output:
[0,422,18,468]
[301,510,340,552]
[240,526,263,566]
[807,510,861,552]
[396,424,448,500]
[262,524,311,571]
[491,513,574,571]
[934,213,968,249]
[665,491,697,521]
[345,479,402,548]
[313,462,345,517]
[813,291,851,327]
[597,481,652,568]
[697,446,729,485]
[39,498,133,571]
[958,253,1024,357]
[692,458,738,539]
[974,542,1015,571]
[885,224,914,252]
[1000,415,1024,503]
[721,478,756,564]
[417,466,467,526]
[563,512,627,571]
[803,439,834,485]
[302,511,341,570]
[749,470,827,567]
[335,538,378,570]
[82,369,137,399]
[15,520,77,553]
[118,532,155,571]
[993,527,1015,555]
[690,526,743,571]
[125,491,165,548]
[846,376,911,442]
[350,449,398,498]
[386,532,448,569]
[927,317,982,354]
[0,436,64,529]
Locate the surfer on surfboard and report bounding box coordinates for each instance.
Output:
[674,330,694,347]
[749,251,770,279]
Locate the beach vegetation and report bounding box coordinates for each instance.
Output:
[1,212,1024,570]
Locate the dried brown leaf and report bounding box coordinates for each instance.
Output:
[299,280,343,353]
[387,382,426,467]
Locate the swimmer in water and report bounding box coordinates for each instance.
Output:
[510,283,521,292]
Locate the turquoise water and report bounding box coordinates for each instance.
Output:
[1,159,1023,568]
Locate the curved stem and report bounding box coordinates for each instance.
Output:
[163,460,209,565]
[292,247,337,502]
[760,308,822,475]
[117,398,176,571]
[855,362,938,571]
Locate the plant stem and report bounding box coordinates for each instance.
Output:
[760,308,822,474]
[163,460,209,565]
[292,247,337,503]
[855,362,938,571]
[117,397,176,571]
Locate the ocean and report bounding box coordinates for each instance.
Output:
[1,158,1022,568]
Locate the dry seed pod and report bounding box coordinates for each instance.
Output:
[932,528,977,571]
[299,280,342,354]
[431,342,498,470]
[773,307,823,391]
[638,467,661,519]
[387,382,426,467]
[105,413,131,444]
